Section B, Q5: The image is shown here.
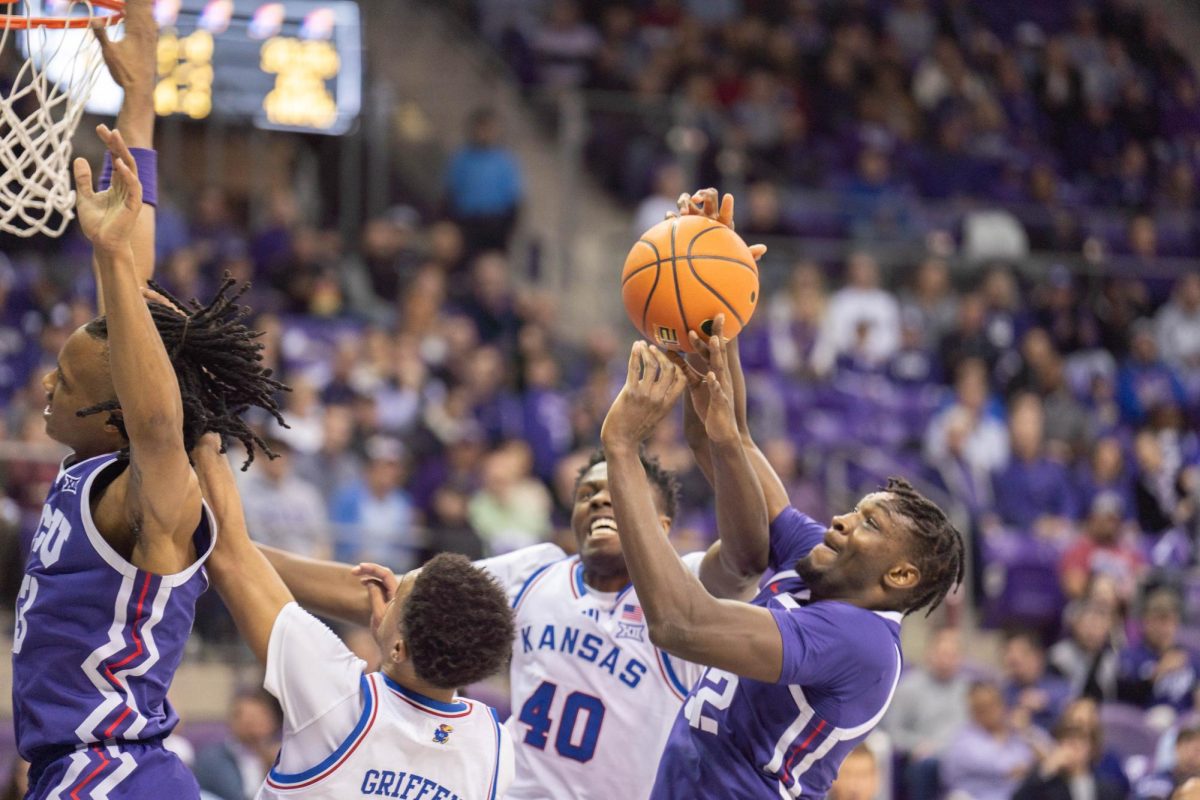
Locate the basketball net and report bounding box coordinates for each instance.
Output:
[0,1,119,238]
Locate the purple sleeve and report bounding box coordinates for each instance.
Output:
[768,506,827,571]
[769,603,858,688]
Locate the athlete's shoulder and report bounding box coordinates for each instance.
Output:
[474,543,569,600]
[773,601,901,674]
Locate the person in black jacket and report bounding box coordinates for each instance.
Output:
[1013,714,1125,800]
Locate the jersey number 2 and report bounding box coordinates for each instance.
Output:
[518,681,606,763]
[684,668,739,734]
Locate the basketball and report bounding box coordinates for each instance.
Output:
[621,215,759,352]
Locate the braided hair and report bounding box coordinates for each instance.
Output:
[881,476,965,617]
[79,276,289,469]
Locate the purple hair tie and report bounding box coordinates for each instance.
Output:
[98,147,158,208]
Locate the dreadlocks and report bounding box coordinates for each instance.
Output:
[79,275,289,469]
[881,476,965,617]
[579,448,680,519]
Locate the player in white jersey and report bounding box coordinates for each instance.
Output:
[265,443,772,800]
[189,435,515,800]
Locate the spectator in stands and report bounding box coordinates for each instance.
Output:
[941,681,1040,800]
[926,359,1008,509]
[1048,597,1121,701]
[812,251,899,375]
[990,393,1074,538]
[1133,429,1197,542]
[342,207,424,319]
[468,440,552,554]
[444,107,523,253]
[1074,437,1135,524]
[898,256,958,350]
[633,161,686,236]
[1059,492,1145,603]
[1119,587,1200,713]
[1003,629,1073,733]
[940,292,1000,376]
[531,0,600,90]
[1118,321,1189,426]
[761,260,827,377]
[826,744,880,800]
[193,689,283,800]
[882,626,968,798]
[235,438,330,559]
[1137,722,1200,800]
[1,756,28,800]
[460,252,523,348]
[291,405,363,502]
[1156,273,1200,393]
[1012,709,1125,800]
[329,435,418,569]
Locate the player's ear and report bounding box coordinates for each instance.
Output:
[883,560,920,593]
[390,637,408,666]
[658,514,671,536]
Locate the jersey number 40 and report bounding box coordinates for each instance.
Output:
[518,681,606,763]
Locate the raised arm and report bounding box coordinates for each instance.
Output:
[92,0,158,311]
[78,129,201,574]
[257,544,374,624]
[674,189,791,521]
[192,437,294,663]
[601,343,784,682]
[672,317,768,600]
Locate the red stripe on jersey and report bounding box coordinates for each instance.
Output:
[70,746,110,800]
[103,573,153,689]
[784,719,828,774]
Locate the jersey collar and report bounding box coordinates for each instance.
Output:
[379,673,470,716]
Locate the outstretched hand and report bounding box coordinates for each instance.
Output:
[74,125,142,252]
[601,342,687,449]
[670,187,768,262]
[352,562,399,636]
[667,315,738,445]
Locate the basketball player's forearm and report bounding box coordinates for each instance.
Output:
[725,338,791,519]
[605,444,717,635]
[193,443,294,663]
[96,245,184,443]
[682,394,716,486]
[710,438,768,580]
[257,545,371,623]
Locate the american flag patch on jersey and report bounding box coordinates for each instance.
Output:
[621,604,643,622]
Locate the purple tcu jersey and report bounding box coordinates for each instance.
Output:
[13,453,215,769]
[653,507,903,800]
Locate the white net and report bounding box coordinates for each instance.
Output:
[0,1,117,238]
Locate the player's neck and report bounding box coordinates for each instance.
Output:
[380,664,456,704]
[582,569,630,593]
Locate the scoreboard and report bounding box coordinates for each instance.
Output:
[23,0,362,135]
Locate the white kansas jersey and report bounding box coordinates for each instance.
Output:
[257,603,513,800]
[477,544,705,800]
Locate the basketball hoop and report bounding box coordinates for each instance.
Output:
[0,0,125,238]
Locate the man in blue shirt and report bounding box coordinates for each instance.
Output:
[444,107,523,253]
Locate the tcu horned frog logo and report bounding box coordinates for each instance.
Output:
[433,724,453,744]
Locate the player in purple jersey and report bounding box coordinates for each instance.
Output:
[12,5,285,796]
[600,231,965,797]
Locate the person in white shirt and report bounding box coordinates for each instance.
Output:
[192,436,515,800]
[811,251,901,375]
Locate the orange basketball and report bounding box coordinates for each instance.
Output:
[621,215,759,353]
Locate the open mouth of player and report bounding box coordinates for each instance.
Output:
[588,516,618,539]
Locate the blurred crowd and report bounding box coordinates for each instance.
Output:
[479,0,1200,256]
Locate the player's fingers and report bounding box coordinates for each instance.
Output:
[114,159,141,208]
[711,313,726,340]
[749,243,767,261]
[107,128,138,178]
[91,23,113,56]
[719,194,735,229]
[687,329,712,361]
[73,158,94,200]
[364,582,388,630]
[352,562,399,596]
[626,341,642,386]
